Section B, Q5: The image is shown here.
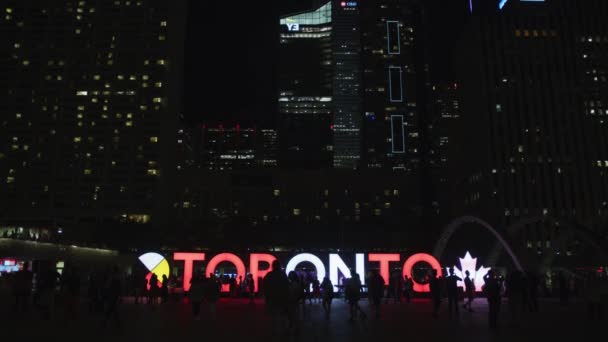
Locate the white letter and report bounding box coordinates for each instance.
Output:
[329,254,352,291]
[285,253,326,283]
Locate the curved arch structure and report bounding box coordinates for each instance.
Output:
[433,216,523,271]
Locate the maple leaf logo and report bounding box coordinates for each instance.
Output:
[453,252,491,292]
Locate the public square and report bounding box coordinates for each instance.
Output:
[2,296,600,342]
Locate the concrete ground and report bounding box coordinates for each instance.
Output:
[1,296,602,342]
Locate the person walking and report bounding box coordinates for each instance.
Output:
[445,267,461,318]
[403,275,413,304]
[345,273,366,322]
[287,271,304,335]
[320,277,334,319]
[247,273,255,304]
[429,269,442,318]
[484,269,501,331]
[101,266,122,331]
[263,260,290,336]
[205,273,220,320]
[368,270,385,318]
[161,274,169,303]
[505,270,523,327]
[148,273,159,306]
[463,270,475,312]
[189,273,204,320]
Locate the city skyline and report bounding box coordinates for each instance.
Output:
[0,1,606,270]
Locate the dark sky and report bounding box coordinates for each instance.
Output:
[184,0,469,125]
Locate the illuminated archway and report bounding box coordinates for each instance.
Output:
[433,216,523,271]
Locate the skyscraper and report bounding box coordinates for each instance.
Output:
[0,1,187,239]
[332,2,362,169]
[451,0,608,250]
[278,2,334,169]
[359,0,428,171]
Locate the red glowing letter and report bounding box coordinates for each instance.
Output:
[173,252,205,291]
[402,253,443,293]
[368,253,401,285]
[249,253,277,293]
[206,253,247,291]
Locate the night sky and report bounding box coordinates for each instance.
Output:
[184,0,470,125]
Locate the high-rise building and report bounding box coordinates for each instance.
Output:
[279,0,430,171]
[429,82,461,217]
[278,2,334,169]
[359,0,428,172]
[193,125,278,171]
[451,0,608,253]
[332,2,362,169]
[0,1,187,240]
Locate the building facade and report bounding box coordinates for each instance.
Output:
[0,1,187,241]
[451,0,608,260]
[359,0,428,172]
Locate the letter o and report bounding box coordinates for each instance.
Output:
[285,253,326,283]
[205,253,246,283]
[402,253,443,293]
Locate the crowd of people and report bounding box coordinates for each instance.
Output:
[1,260,607,335]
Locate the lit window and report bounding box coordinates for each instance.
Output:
[149,136,158,143]
[293,208,301,216]
[76,90,88,96]
[84,169,92,175]
[74,137,81,143]
[273,189,280,196]
[147,169,159,176]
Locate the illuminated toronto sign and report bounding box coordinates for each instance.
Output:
[140,251,460,293]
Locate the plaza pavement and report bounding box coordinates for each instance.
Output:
[1,296,600,341]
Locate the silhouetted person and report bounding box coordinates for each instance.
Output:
[312,278,321,303]
[263,260,289,336]
[484,270,501,331]
[463,270,475,312]
[525,271,540,312]
[135,273,147,304]
[36,262,59,320]
[345,273,366,322]
[87,271,103,313]
[445,267,461,318]
[189,273,204,320]
[368,270,385,318]
[558,272,569,305]
[247,274,255,304]
[505,270,523,327]
[320,277,334,318]
[429,269,442,318]
[287,271,304,335]
[585,272,604,321]
[13,261,33,313]
[161,274,169,303]
[205,273,220,320]
[63,266,81,319]
[148,273,159,305]
[101,267,122,330]
[403,275,413,303]
[390,270,402,304]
